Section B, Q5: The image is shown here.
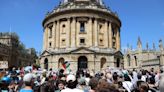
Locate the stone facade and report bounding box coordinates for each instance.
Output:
[0,32,36,68]
[124,38,164,71]
[40,0,123,72]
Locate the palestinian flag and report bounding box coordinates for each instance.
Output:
[62,61,70,69]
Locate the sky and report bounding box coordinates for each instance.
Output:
[0,0,164,53]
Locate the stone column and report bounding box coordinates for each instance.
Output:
[52,22,56,49]
[71,17,76,48]
[104,21,108,48]
[45,27,48,50]
[66,18,71,48]
[160,52,164,68]
[76,21,79,47]
[116,28,120,50]
[161,55,164,68]
[56,20,60,48]
[43,28,46,50]
[108,22,112,48]
[88,18,93,46]
[94,19,98,47]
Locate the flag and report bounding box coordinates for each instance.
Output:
[62,61,70,69]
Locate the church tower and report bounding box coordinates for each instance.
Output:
[159,39,163,51]
[137,37,142,51]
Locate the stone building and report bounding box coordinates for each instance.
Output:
[0,32,37,68]
[40,0,123,72]
[124,37,164,70]
[0,32,19,68]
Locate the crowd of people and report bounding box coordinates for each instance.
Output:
[0,66,164,92]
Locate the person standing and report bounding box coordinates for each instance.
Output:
[55,80,65,92]
[61,74,84,92]
[20,73,34,92]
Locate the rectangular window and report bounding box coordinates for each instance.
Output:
[113,42,115,47]
[80,22,85,32]
[134,56,137,66]
[99,39,103,45]
[112,27,115,37]
[49,26,52,38]
[49,42,51,48]
[80,39,85,44]
[62,39,66,46]
[62,39,65,42]
[128,55,131,66]
[62,24,66,34]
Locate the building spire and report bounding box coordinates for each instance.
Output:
[146,42,149,50]
[64,0,68,3]
[97,0,103,5]
[153,43,156,50]
[159,39,163,51]
[130,45,133,50]
[60,0,68,4]
[137,36,142,50]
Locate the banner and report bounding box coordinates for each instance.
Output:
[0,61,8,69]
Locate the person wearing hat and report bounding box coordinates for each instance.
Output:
[61,74,84,92]
[77,77,90,92]
[0,75,11,92]
[20,73,34,92]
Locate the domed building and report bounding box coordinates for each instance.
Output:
[40,0,123,72]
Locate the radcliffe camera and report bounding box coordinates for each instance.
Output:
[0,0,164,92]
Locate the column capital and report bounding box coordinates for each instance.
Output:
[88,17,92,21]
[55,19,60,22]
[67,17,71,20]
[70,17,76,19]
[89,17,94,20]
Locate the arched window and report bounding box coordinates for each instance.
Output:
[127,55,131,66]
[134,56,137,66]
[80,22,85,32]
[49,26,52,38]
[78,56,88,70]
[44,58,48,70]
[116,58,120,67]
[58,58,65,68]
[112,27,115,37]
[100,58,106,69]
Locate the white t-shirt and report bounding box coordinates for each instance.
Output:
[61,88,84,92]
[123,81,133,92]
[141,75,147,82]
[85,78,90,85]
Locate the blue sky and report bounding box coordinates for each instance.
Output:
[0,0,164,53]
